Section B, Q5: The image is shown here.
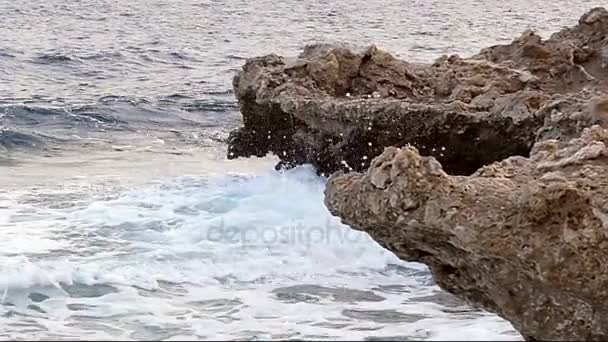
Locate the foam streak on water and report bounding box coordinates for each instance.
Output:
[0,164,518,340]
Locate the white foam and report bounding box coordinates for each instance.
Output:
[0,162,520,340]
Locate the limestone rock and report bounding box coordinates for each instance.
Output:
[324,125,608,341]
[228,8,608,176]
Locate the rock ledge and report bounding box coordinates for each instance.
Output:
[325,124,608,341]
[228,7,608,176]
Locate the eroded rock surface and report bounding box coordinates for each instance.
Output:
[228,7,608,176]
[324,125,608,341]
[228,8,608,340]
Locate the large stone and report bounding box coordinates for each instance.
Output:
[227,8,608,340]
[324,125,608,341]
[228,7,608,176]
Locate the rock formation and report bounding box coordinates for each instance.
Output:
[324,125,608,341]
[228,7,608,176]
[228,7,608,341]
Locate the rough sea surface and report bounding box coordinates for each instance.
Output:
[1,0,605,340]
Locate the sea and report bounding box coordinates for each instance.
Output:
[1,0,604,340]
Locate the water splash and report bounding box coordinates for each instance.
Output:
[0,164,518,340]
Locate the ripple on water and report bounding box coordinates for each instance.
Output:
[27,293,49,303]
[272,285,386,304]
[61,283,119,298]
[342,309,428,324]
[31,53,78,65]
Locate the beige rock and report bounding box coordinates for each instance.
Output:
[228,6,608,342]
[590,96,608,124]
[325,125,608,341]
[228,8,608,176]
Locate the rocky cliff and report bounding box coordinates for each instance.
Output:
[227,7,608,176]
[228,7,608,341]
[324,125,608,341]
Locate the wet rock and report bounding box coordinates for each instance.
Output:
[227,8,608,340]
[324,125,608,341]
[228,8,608,176]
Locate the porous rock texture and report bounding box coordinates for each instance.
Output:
[229,7,608,341]
[228,7,608,176]
[324,125,608,341]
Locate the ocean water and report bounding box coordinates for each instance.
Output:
[1,0,605,340]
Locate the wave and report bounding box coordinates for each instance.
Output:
[179,98,237,113]
[0,103,127,129]
[31,51,123,65]
[32,52,79,65]
[0,161,517,341]
[0,129,46,150]
[0,94,240,152]
[0,259,106,291]
[1,165,413,289]
[68,165,413,284]
[225,54,247,60]
[168,51,200,62]
[0,49,17,59]
[1,95,237,127]
[78,51,124,61]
